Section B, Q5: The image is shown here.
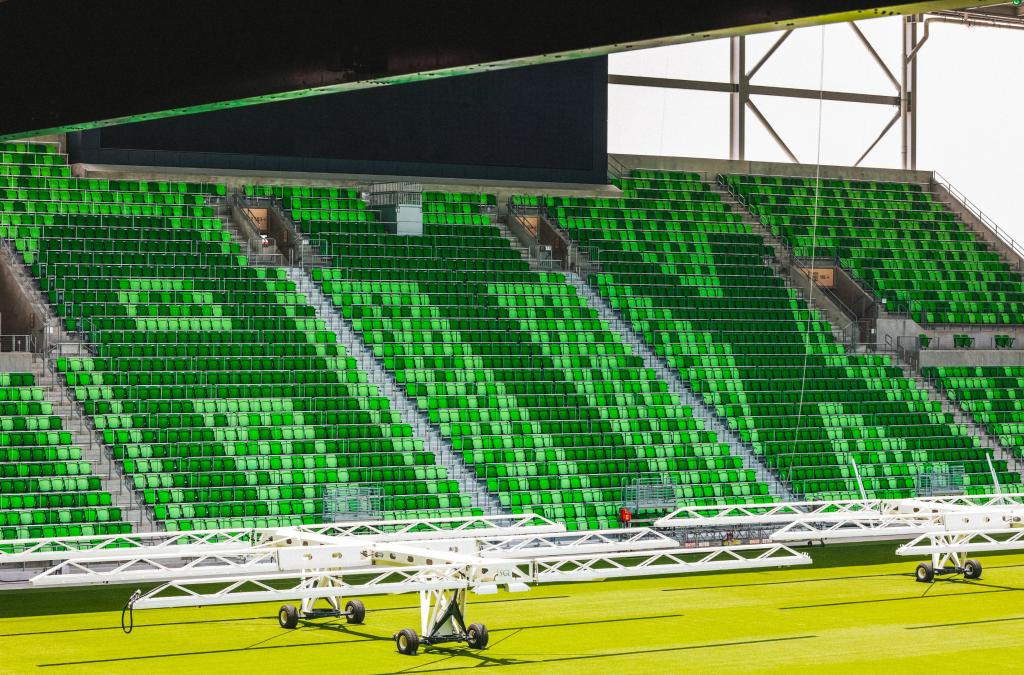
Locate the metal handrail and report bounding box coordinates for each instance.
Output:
[506,203,557,271]
[721,171,933,191]
[788,254,880,316]
[240,193,317,268]
[536,206,602,278]
[0,334,36,353]
[607,155,630,181]
[230,193,265,240]
[734,203,967,224]
[785,266,862,348]
[720,176,892,328]
[720,177,902,319]
[717,173,750,209]
[933,171,1024,265]
[908,333,1019,352]
[227,193,288,262]
[368,182,421,207]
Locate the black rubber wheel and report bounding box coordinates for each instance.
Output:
[396,628,419,655]
[278,604,299,629]
[915,562,935,583]
[345,599,365,624]
[964,559,983,580]
[466,622,489,649]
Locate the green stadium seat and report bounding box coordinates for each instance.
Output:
[539,169,1021,500]
[264,183,775,528]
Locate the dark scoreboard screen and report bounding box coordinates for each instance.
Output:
[70,57,607,184]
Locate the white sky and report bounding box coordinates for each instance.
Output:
[608,17,1024,243]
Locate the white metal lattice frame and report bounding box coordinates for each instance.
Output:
[898,528,1024,571]
[530,544,811,583]
[608,15,933,168]
[657,493,1024,529]
[11,512,812,629]
[0,513,562,567]
[131,565,487,610]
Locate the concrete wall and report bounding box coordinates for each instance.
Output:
[876,316,925,351]
[0,251,45,345]
[0,352,37,372]
[74,154,973,208]
[920,349,1024,368]
[76,165,622,209]
[920,328,1024,351]
[19,134,65,151]
[609,154,934,184]
[75,154,949,210]
[882,323,1024,355]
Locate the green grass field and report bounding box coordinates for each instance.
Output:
[2,543,1023,674]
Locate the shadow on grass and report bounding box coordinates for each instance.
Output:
[36,623,391,668]
[661,570,906,593]
[907,614,1024,630]
[780,576,1024,610]
[307,611,685,639]
[0,614,271,639]
[33,612,690,667]
[0,583,571,622]
[0,583,161,619]
[373,634,820,674]
[491,612,684,633]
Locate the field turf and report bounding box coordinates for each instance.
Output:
[2,542,1024,674]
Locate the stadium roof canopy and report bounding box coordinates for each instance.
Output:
[0,0,995,140]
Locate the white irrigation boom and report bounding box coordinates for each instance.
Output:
[7,493,1024,656]
[0,513,809,655]
[658,492,1024,583]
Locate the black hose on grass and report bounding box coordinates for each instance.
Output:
[122,589,142,634]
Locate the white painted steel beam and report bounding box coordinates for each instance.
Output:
[531,544,811,583]
[656,493,1024,529]
[131,566,489,610]
[897,528,1024,557]
[0,514,561,567]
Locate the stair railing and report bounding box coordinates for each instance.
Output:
[715,174,752,209]
[934,171,1024,268]
[0,333,35,353]
[607,155,630,182]
[714,177,910,318]
[507,202,554,270]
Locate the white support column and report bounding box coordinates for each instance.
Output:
[729,36,747,161]
[300,575,343,615]
[901,15,921,170]
[612,19,929,168]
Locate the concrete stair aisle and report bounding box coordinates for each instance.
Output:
[23,357,155,531]
[500,195,794,498]
[562,271,796,501]
[895,361,1024,484]
[495,219,531,259]
[494,217,555,273]
[212,197,289,268]
[708,181,856,348]
[0,242,156,531]
[0,240,92,361]
[503,203,796,499]
[285,268,505,516]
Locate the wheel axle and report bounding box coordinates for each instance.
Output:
[394,623,489,656]
[278,599,366,628]
[914,558,983,583]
